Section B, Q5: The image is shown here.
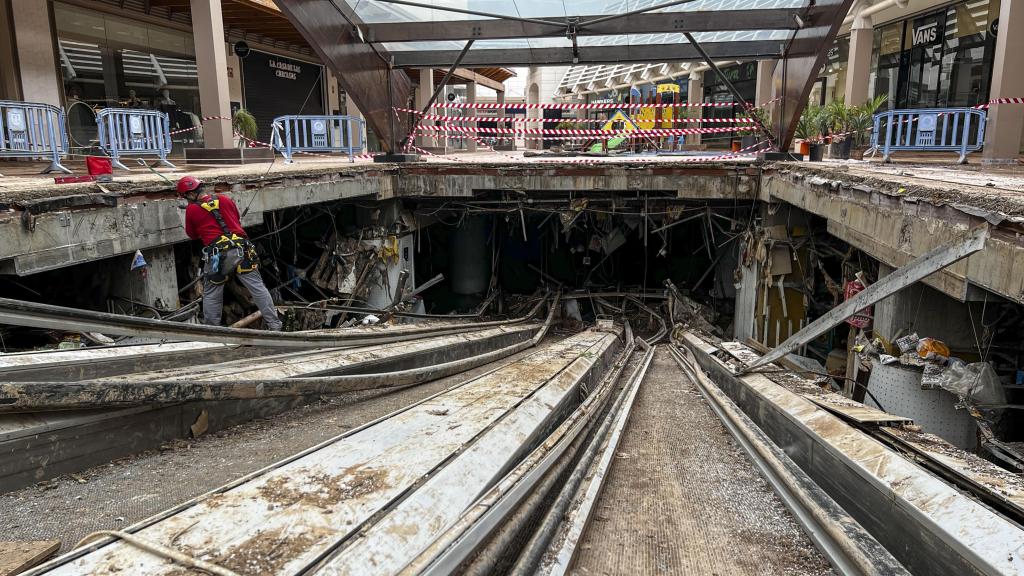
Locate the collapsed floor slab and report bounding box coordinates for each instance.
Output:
[28,328,620,576]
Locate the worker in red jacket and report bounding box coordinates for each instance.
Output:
[177,175,283,331]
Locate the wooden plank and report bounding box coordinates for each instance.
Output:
[0,541,60,576]
[807,396,912,426]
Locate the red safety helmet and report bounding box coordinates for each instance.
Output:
[176,175,203,196]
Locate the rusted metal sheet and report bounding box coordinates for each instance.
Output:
[682,332,1024,576]
[29,330,619,576]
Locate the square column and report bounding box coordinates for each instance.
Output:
[687,72,704,146]
[755,61,775,108]
[415,68,435,148]
[844,15,873,106]
[10,0,62,105]
[109,246,180,312]
[191,0,233,149]
[983,0,1024,164]
[466,81,477,153]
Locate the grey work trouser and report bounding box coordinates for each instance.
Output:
[203,270,283,331]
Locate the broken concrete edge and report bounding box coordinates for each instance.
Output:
[768,163,1024,227]
[677,330,1024,576]
[0,160,758,215]
[763,165,1024,305]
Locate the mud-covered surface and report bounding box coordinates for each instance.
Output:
[775,160,1024,219]
[0,160,393,204]
[883,426,1024,508]
[571,349,833,576]
[0,342,558,554]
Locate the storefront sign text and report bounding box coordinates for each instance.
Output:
[269,59,301,80]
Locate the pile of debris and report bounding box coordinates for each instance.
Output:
[856,332,1007,418]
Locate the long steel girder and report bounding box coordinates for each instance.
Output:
[362,10,803,43]
[394,41,785,68]
[274,0,412,152]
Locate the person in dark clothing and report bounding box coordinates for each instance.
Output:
[177,175,283,330]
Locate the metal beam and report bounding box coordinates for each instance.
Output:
[767,0,856,150]
[400,41,474,149]
[452,68,504,92]
[0,296,543,349]
[683,32,776,147]
[365,10,801,42]
[274,0,413,151]
[743,227,988,372]
[394,41,783,68]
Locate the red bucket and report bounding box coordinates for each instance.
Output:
[86,156,112,176]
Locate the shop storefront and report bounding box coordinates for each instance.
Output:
[869,0,998,110]
[702,62,757,148]
[815,37,850,105]
[240,50,325,143]
[55,2,202,151]
[53,1,327,151]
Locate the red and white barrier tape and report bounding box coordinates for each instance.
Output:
[974,97,1024,109]
[394,108,754,124]
[431,101,740,110]
[532,140,772,164]
[416,125,754,137]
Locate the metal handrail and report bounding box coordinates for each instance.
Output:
[96,107,176,170]
[270,115,365,163]
[869,107,986,164]
[0,100,72,174]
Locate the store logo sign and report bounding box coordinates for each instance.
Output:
[912,22,939,46]
[269,59,301,80]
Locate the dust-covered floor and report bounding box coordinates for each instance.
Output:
[571,348,834,576]
[0,344,553,554]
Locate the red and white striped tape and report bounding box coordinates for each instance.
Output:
[431,101,740,110]
[416,125,754,137]
[532,140,772,164]
[974,97,1024,109]
[395,108,754,124]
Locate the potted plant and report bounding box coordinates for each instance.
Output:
[804,104,828,161]
[848,94,887,160]
[740,107,768,151]
[232,108,259,148]
[795,105,817,158]
[826,98,852,160]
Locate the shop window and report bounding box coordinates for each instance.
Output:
[55,2,202,152]
[869,0,995,111]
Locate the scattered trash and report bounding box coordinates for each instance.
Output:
[130,250,148,271]
[361,314,380,325]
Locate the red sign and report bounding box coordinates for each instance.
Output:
[843,280,873,328]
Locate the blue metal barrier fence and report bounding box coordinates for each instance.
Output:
[870,107,986,164]
[96,108,175,170]
[0,100,71,174]
[271,115,365,163]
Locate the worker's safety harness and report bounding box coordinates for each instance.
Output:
[199,196,259,285]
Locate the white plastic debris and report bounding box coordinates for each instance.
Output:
[361,314,380,325]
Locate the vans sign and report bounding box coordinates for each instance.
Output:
[912,22,939,46]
